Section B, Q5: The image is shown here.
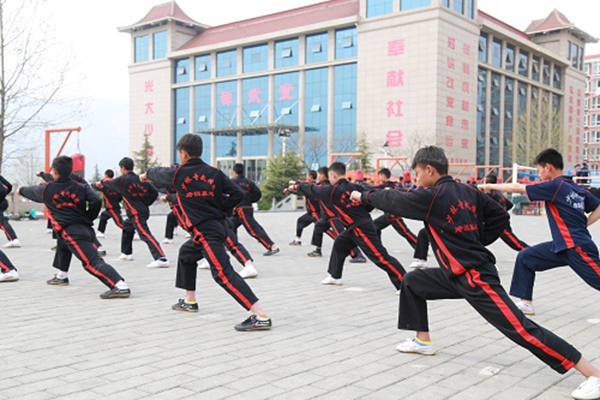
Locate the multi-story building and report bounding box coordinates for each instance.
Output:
[119,0,596,180]
[584,54,600,169]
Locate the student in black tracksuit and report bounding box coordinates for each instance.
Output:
[230,164,279,256]
[162,188,180,243]
[481,175,529,252]
[288,162,405,288]
[290,170,319,246]
[100,157,168,268]
[143,133,271,331]
[373,169,418,249]
[20,156,129,298]
[0,176,19,282]
[0,175,19,248]
[307,167,365,262]
[92,169,123,237]
[352,146,600,400]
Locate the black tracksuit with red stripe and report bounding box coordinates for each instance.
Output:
[296,182,320,238]
[19,177,123,288]
[102,172,165,260]
[487,190,528,251]
[0,175,17,242]
[361,175,581,374]
[297,178,405,289]
[92,181,123,233]
[373,182,418,249]
[147,159,259,310]
[164,191,182,240]
[230,175,275,250]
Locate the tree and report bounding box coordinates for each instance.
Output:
[0,0,78,173]
[516,98,562,165]
[133,134,160,174]
[304,133,327,169]
[91,164,101,183]
[258,151,306,210]
[350,133,374,173]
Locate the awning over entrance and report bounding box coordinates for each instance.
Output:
[195,124,316,136]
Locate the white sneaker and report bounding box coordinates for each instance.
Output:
[321,275,343,286]
[162,238,174,245]
[239,264,258,279]
[572,376,600,400]
[3,239,21,248]
[46,229,53,234]
[119,253,134,261]
[0,270,19,282]
[516,300,535,316]
[198,259,210,269]
[147,259,169,269]
[185,233,191,239]
[396,338,437,355]
[289,239,302,246]
[409,260,429,269]
[96,232,106,238]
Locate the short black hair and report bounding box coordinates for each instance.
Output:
[411,146,448,175]
[329,162,346,176]
[533,149,563,170]
[317,166,328,177]
[308,170,317,180]
[119,157,134,172]
[177,133,203,157]
[52,156,73,178]
[104,169,114,179]
[485,174,498,184]
[378,168,391,179]
[583,163,588,168]
[233,163,244,175]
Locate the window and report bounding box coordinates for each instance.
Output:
[452,0,463,15]
[532,56,540,81]
[306,32,328,64]
[275,38,299,68]
[478,33,488,63]
[153,31,167,59]
[311,104,322,112]
[504,77,514,167]
[593,114,600,127]
[441,0,449,5]
[335,27,357,59]
[592,96,600,110]
[241,76,269,157]
[542,60,550,85]
[367,0,394,17]
[334,64,357,153]
[174,88,190,160]
[505,44,515,72]
[477,68,487,166]
[305,68,329,167]
[595,62,600,76]
[466,0,474,18]
[134,35,149,63]
[553,65,562,90]
[273,72,300,154]
[243,44,268,73]
[174,58,190,84]
[217,50,237,78]
[195,54,211,80]
[518,50,529,77]
[400,0,431,11]
[491,38,502,67]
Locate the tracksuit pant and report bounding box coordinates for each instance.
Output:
[53,225,123,288]
[0,250,16,272]
[230,207,274,250]
[500,224,528,252]
[374,214,418,249]
[165,211,178,240]
[98,208,123,233]
[312,217,363,258]
[176,219,259,310]
[414,228,429,260]
[121,214,165,260]
[0,214,17,242]
[511,241,600,301]
[225,219,253,266]
[329,220,405,289]
[296,212,316,238]
[399,264,581,374]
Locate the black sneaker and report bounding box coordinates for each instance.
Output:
[349,256,367,263]
[97,250,107,257]
[99,287,131,299]
[307,250,322,257]
[263,247,280,256]
[234,315,272,332]
[172,299,199,313]
[47,276,69,286]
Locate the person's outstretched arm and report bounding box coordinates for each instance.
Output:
[355,187,433,221]
[143,167,177,190]
[479,183,527,194]
[85,185,102,221]
[0,175,13,193]
[479,191,510,245]
[19,184,46,203]
[290,182,334,202]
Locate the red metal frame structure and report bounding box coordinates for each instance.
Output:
[375,156,408,175]
[329,152,363,167]
[449,163,501,183]
[44,127,82,172]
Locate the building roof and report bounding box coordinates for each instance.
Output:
[524,9,597,43]
[118,1,207,33]
[478,10,530,40]
[178,0,359,51]
[585,54,600,61]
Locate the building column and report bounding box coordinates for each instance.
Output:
[237,79,243,163]
[393,0,400,12]
[268,128,274,160]
[268,74,275,162]
[498,75,506,167]
[211,134,217,167]
[299,70,306,160]
[237,131,243,163]
[327,66,335,164]
[211,82,217,166]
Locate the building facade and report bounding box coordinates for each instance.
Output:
[119,0,596,180]
[584,54,600,169]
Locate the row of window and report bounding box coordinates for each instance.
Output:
[585,61,600,77]
[567,40,584,72]
[479,33,562,90]
[586,79,600,94]
[366,0,474,18]
[584,131,600,144]
[584,96,600,111]
[173,28,356,83]
[134,31,168,63]
[583,147,600,162]
[585,114,600,127]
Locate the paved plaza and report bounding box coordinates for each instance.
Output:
[2,211,600,399]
